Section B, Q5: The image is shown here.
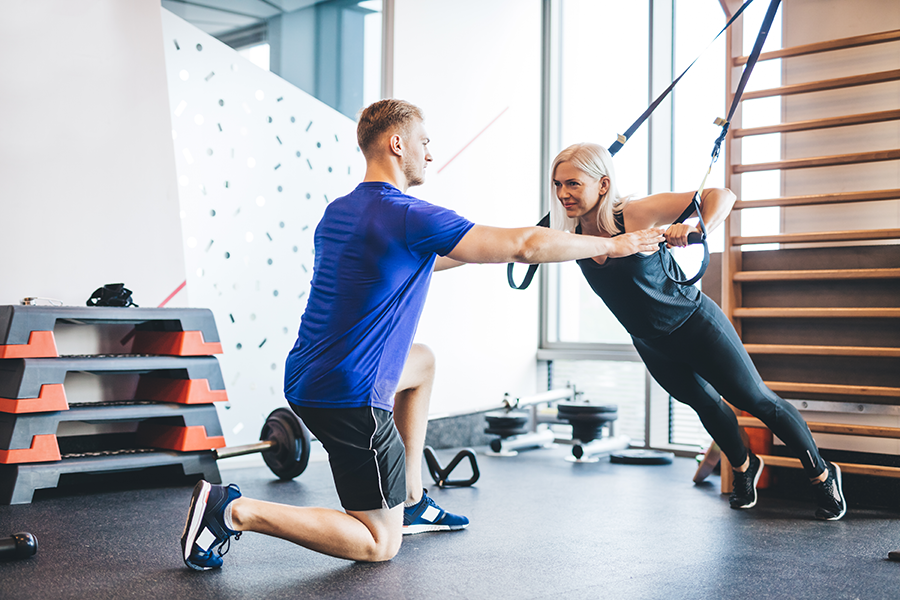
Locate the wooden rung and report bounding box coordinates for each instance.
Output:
[732,228,900,245]
[740,69,900,101]
[738,415,900,439]
[734,307,900,318]
[732,109,900,138]
[765,380,900,398]
[752,455,900,479]
[744,344,900,358]
[733,29,900,65]
[734,268,900,282]
[733,149,900,174]
[734,189,900,210]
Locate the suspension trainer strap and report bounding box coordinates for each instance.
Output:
[607,0,758,157]
[660,0,782,286]
[507,0,772,290]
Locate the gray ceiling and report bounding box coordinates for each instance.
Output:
[161,0,324,36]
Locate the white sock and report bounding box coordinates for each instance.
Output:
[404,494,422,509]
[224,503,236,531]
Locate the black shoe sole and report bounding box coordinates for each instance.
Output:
[181,480,213,570]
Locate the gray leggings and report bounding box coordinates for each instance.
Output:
[632,294,826,478]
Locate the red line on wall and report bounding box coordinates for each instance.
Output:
[436,107,510,174]
[159,280,186,308]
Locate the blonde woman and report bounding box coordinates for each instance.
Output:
[550,142,845,521]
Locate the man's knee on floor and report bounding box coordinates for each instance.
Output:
[360,531,402,562]
[349,505,404,562]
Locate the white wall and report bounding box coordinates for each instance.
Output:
[0,0,186,308]
[392,0,545,416]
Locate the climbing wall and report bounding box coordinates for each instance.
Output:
[161,10,365,445]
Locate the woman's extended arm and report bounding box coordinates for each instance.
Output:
[625,188,736,248]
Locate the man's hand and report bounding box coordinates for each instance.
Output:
[606,227,667,258]
[664,223,700,248]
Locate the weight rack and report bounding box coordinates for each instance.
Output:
[0,306,228,504]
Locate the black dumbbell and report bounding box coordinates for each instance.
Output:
[0,533,37,561]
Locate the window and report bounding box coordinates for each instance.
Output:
[543,0,650,349]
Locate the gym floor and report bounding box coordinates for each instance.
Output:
[1,445,898,600]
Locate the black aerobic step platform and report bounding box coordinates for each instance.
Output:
[0,450,221,504]
[0,305,222,358]
[0,356,228,413]
[0,403,226,463]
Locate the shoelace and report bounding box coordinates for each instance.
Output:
[215,531,241,557]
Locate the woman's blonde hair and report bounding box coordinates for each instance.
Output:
[549,142,627,235]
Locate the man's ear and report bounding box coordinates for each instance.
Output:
[389,133,403,157]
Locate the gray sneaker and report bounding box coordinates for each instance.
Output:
[812,462,846,521]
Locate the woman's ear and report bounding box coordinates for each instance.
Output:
[599,176,611,196]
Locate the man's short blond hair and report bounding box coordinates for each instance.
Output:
[357,99,424,158]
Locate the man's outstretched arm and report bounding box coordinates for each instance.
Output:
[434,256,466,271]
[443,225,665,266]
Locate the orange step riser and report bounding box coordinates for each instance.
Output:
[136,378,228,404]
[0,435,61,464]
[0,384,69,414]
[136,425,226,452]
[131,331,223,356]
[0,331,59,359]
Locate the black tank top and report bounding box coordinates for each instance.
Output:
[576,212,701,339]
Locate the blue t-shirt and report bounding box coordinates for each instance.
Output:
[284,182,474,411]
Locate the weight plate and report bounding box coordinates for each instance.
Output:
[484,426,530,437]
[610,449,675,465]
[560,412,618,424]
[260,408,312,480]
[485,410,529,424]
[556,402,618,416]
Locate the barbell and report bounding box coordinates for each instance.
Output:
[215,408,312,480]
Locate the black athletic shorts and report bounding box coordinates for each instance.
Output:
[290,405,406,512]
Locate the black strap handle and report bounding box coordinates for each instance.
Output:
[660,192,709,286]
[507,213,550,290]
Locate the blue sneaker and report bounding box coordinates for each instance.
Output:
[402,489,469,535]
[181,480,242,570]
